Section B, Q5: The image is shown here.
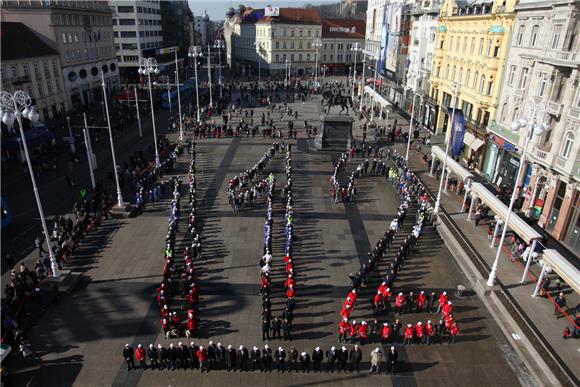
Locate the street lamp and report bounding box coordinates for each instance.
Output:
[66,115,75,153]
[214,40,225,100]
[188,46,202,123]
[1,90,60,277]
[433,81,460,214]
[312,39,322,91]
[284,59,289,85]
[207,43,213,108]
[254,41,262,87]
[351,42,362,101]
[138,57,161,167]
[487,100,550,287]
[369,49,381,123]
[405,72,423,161]
[100,71,124,207]
[359,56,366,113]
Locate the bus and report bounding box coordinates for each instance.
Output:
[160,79,196,109]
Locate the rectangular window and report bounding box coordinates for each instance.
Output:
[117,5,134,13]
[487,81,493,96]
[479,38,484,54]
[119,18,136,25]
[120,31,137,38]
[43,61,50,78]
[37,82,44,97]
[517,25,525,46]
[530,25,539,47]
[508,65,516,86]
[551,25,562,49]
[539,74,548,97]
[520,67,529,89]
[47,80,53,95]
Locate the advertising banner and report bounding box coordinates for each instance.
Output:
[265,5,280,17]
[451,108,466,157]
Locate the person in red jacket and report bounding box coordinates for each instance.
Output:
[437,291,449,313]
[425,320,435,345]
[286,284,295,298]
[339,318,349,343]
[348,320,359,344]
[344,296,355,309]
[442,301,454,317]
[373,291,383,315]
[449,322,460,344]
[358,321,369,345]
[414,322,424,344]
[381,322,391,344]
[444,314,455,334]
[284,274,295,288]
[347,289,358,303]
[395,292,406,314]
[161,305,170,319]
[403,324,414,345]
[340,305,352,320]
[417,291,428,313]
[285,259,294,273]
[197,345,209,372]
[135,344,147,369]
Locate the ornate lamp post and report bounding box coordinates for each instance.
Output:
[312,39,322,90]
[1,91,60,277]
[188,46,202,123]
[254,41,262,87]
[487,100,550,287]
[351,42,362,100]
[214,40,225,100]
[138,57,161,166]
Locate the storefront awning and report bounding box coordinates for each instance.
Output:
[470,182,543,244]
[463,131,485,151]
[431,145,474,182]
[541,249,579,295]
[364,85,391,108]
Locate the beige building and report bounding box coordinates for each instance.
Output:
[487,0,580,254]
[1,0,120,108]
[224,7,322,77]
[1,22,68,121]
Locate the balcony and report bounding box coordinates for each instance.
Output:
[568,107,580,121]
[513,88,524,99]
[536,50,580,68]
[531,147,554,167]
[2,75,31,86]
[547,101,563,117]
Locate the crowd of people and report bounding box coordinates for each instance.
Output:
[122,341,399,374]
[226,143,280,212]
[156,142,202,339]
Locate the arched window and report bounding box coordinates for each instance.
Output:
[458,67,463,83]
[512,107,519,122]
[501,102,508,123]
[473,71,479,88]
[466,69,471,86]
[480,75,486,93]
[561,132,575,159]
[445,64,450,79]
[452,65,456,81]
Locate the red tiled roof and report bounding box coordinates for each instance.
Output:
[256,8,322,25]
[321,18,366,39]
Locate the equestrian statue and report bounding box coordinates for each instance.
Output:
[322,87,352,115]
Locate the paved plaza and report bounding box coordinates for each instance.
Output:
[3,93,536,387]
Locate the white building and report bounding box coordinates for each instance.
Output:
[225,7,322,77]
[405,0,440,131]
[487,0,580,253]
[109,1,163,78]
[194,11,212,46]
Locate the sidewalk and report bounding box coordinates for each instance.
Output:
[354,101,579,384]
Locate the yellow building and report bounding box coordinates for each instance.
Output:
[430,0,516,168]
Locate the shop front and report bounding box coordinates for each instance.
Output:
[482,135,520,191]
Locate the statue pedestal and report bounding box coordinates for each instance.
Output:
[314,114,353,151]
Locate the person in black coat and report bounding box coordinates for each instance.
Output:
[349,345,362,373]
[189,342,199,369]
[178,342,189,369]
[275,346,286,372]
[386,346,398,374]
[299,352,311,373]
[158,344,168,370]
[207,341,217,369]
[282,319,292,340]
[311,347,323,372]
[168,343,179,370]
[325,346,337,372]
[147,344,159,370]
[271,316,282,339]
[216,343,226,369]
[261,345,273,372]
[262,317,271,340]
[123,344,135,371]
[337,346,348,372]
[238,345,249,372]
[227,345,237,372]
[250,346,262,371]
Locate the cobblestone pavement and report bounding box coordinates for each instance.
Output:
[6,92,529,387]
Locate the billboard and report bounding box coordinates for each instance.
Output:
[265,5,280,17]
[451,109,467,157]
[385,5,401,73]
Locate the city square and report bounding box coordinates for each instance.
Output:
[1,1,579,387]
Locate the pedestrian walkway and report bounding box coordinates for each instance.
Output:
[356,98,579,384]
